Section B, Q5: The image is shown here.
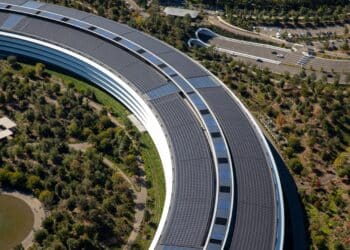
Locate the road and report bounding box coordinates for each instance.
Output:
[207,15,290,46]
[200,28,350,83]
[209,36,289,62]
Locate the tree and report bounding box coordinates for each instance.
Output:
[97,6,104,16]
[68,121,81,138]
[22,67,35,79]
[314,234,327,250]
[26,175,42,190]
[9,172,26,189]
[35,63,45,77]
[288,158,303,174]
[39,190,54,206]
[333,149,350,179]
[13,244,24,250]
[288,135,303,153]
[0,169,10,185]
[34,229,48,244]
[0,92,5,105]
[98,115,113,130]
[341,41,349,51]
[276,113,286,128]
[0,58,138,249]
[67,238,80,250]
[7,55,17,68]
[42,216,54,233]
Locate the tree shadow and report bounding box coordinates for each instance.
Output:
[135,175,148,189]
[267,139,310,250]
[135,202,145,211]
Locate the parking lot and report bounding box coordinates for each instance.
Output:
[210,36,290,62]
[207,35,349,83]
[257,24,349,39]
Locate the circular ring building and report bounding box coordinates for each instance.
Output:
[0,1,284,249]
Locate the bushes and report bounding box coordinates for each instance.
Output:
[0,169,27,190]
[34,229,48,245]
[288,158,304,174]
[124,154,138,174]
[39,190,54,206]
[288,135,303,153]
[333,149,350,179]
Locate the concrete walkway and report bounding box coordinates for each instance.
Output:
[0,190,46,249]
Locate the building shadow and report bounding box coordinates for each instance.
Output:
[267,139,309,250]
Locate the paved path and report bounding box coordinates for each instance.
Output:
[0,190,46,249]
[86,99,121,126]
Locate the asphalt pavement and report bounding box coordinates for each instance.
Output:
[206,34,349,83]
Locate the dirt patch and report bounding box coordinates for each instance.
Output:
[0,190,46,249]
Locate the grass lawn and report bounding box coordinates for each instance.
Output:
[135,133,165,248]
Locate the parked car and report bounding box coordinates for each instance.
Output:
[305,41,313,46]
[307,48,316,56]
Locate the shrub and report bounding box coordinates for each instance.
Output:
[288,158,303,174]
[34,229,48,244]
[288,135,303,153]
[39,190,54,206]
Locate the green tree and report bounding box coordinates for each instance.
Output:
[0,169,10,185]
[9,172,26,189]
[26,175,42,190]
[21,67,35,79]
[68,121,81,138]
[42,216,54,233]
[13,244,24,250]
[288,158,303,174]
[341,41,349,51]
[7,55,18,68]
[288,135,303,153]
[39,190,54,206]
[35,63,45,77]
[34,229,48,244]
